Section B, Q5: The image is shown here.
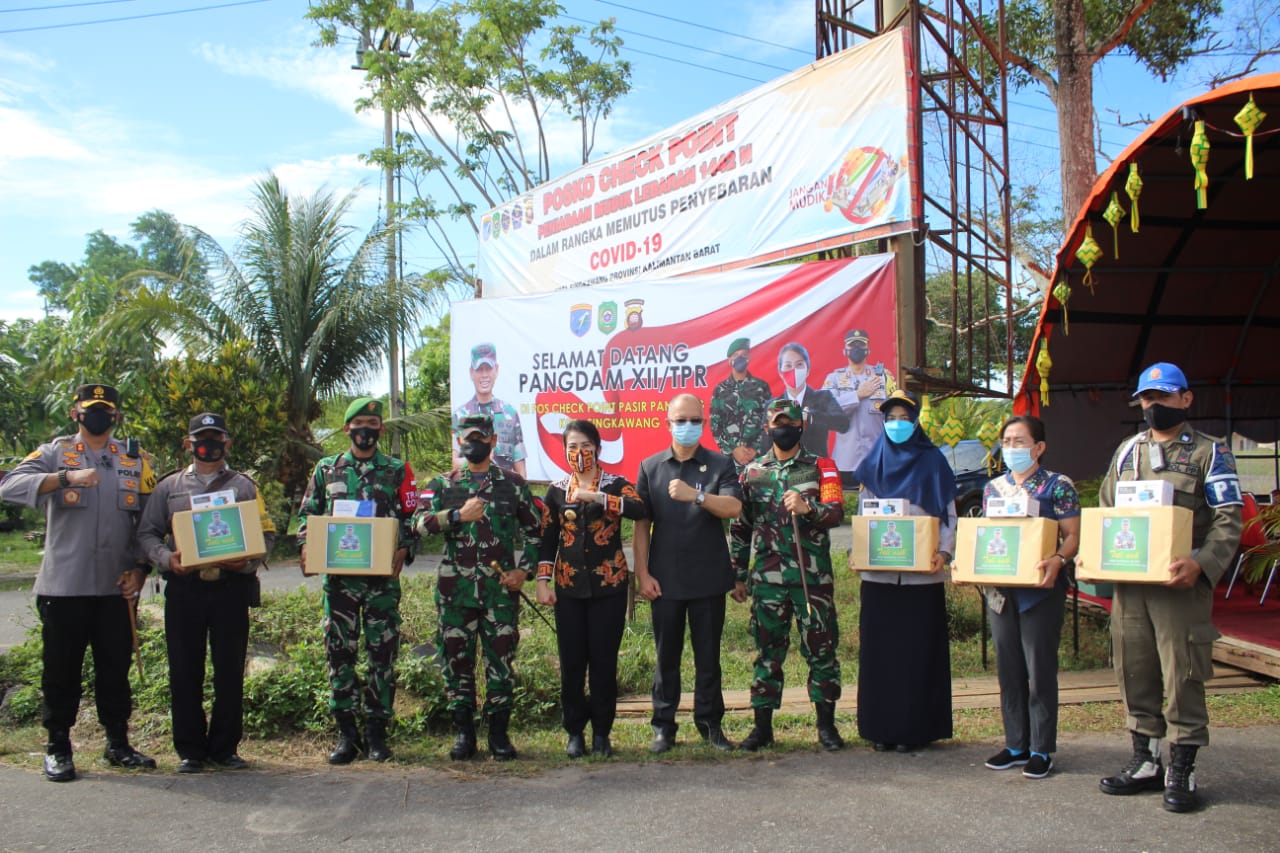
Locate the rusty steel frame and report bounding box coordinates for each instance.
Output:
[816,0,1015,399]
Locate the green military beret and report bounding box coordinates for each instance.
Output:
[767,397,803,421]
[726,337,750,357]
[344,397,383,424]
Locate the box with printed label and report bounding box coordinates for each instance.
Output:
[304,516,400,576]
[983,494,1040,518]
[1114,480,1175,507]
[859,498,907,517]
[850,515,940,572]
[1076,506,1193,583]
[952,517,1059,586]
[172,500,268,568]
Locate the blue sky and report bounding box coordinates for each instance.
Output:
[1,0,1267,327]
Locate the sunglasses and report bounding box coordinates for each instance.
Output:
[669,417,704,426]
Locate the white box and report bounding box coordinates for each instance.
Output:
[1114,480,1175,507]
[984,494,1040,518]
[860,498,907,517]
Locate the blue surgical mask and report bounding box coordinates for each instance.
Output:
[671,421,703,447]
[883,420,915,444]
[1002,446,1036,474]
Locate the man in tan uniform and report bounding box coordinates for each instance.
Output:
[1097,362,1242,813]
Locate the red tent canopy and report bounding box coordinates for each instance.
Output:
[1014,74,1280,479]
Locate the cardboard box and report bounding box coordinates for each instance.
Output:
[850,515,940,572]
[1076,506,1193,583]
[860,498,907,517]
[1114,480,1175,507]
[952,517,1059,586]
[304,516,400,576]
[984,494,1040,518]
[172,499,268,568]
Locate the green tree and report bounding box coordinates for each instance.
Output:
[400,315,454,475]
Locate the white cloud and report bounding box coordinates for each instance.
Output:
[732,0,813,61]
[0,42,55,73]
[0,105,98,162]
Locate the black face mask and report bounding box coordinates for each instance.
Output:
[192,437,226,463]
[770,424,803,452]
[846,345,868,364]
[1143,402,1187,432]
[731,355,750,373]
[79,409,115,437]
[350,426,379,451]
[461,439,492,464]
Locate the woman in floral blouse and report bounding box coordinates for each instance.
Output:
[536,419,647,758]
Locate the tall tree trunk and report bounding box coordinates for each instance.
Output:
[1055,0,1097,228]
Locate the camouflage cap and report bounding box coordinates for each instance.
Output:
[456,413,495,438]
[471,343,497,369]
[74,384,119,409]
[767,397,803,422]
[344,397,383,424]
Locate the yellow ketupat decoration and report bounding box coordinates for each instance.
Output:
[917,394,936,438]
[1103,191,1127,259]
[1075,224,1103,292]
[938,415,965,447]
[1052,279,1072,335]
[976,419,1000,448]
[1036,338,1053,407]
[1125,163,1143,232]
[1234,93,1266,180]
[1190,119,1210,209]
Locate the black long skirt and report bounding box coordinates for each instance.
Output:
[856,580,953,746]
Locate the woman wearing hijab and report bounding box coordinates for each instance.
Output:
[980,415,1080,780]
[536,419,647,759]
[851,390,957,752]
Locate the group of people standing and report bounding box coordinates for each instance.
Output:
[4,358,1242,816]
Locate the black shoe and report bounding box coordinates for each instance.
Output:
[872,742,896,752]
[103,743,157,769]
[1022,753,1053,779]
[365,719,392,763]
[44,752,76,782]
[177,758,204,774]
[591,734,613,758]
[739,708,774,753]
[566,733,587,759]
[328,717,364,765]
[450,709,478,761]
[487,709,517,761]
[815,702,845,752]
[1163,744,1200,813]
[697,723,735,752]
[985,748,1030,770]
[895,743,920,753]
[214,754,249,770]
[649,728,676,754]
[1100,732,1164,796]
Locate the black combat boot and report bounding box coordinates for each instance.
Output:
[815,701,845,752]
[1099,732,1164,795]
[1163,744,1200,813]
[103,728,157,770]
[365,718,392,763]
[738,707,775,752]
[487,709,518,761]
[449,708,477,761]
[327,714,364,765]
[44,729,76,783]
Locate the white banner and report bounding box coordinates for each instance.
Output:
[451,256,898,482]
[476,29,912,296]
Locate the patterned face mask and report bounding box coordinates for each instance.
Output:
[568,447,596,473]
[350,426,379,451]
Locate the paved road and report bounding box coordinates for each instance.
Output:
[1,727,1277,852]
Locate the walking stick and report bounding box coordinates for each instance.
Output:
[490,561,558,636]
[790,510,813,619]
[127,594,146,684]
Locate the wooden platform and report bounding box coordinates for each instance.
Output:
[615,663,1266,717]
[1214,635,1280,680]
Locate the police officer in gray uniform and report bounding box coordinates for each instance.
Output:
[1097,363,1242,813]
[0,384,157,781]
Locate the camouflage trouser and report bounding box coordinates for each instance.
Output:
[323,576,402,720]
[749,581,840,708]
[435,577,521,714]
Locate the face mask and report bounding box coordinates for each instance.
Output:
[193,437,226,463]
[79,409,115,437]
[671,421,703,448]
[461,439,492,463]
[730,355,749,373]
[568,447,596,473]
[769,424,803,452]
[350,426,379,451]
[883,420,915,444]
[780,365,808,389]
[1143,402,1186,432]
[1002,446,1036,474]
[846,345,868,364]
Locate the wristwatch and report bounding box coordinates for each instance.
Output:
[695,491,706,506]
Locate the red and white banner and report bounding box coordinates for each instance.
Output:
[476,30,913,297]
[451,256,898,481]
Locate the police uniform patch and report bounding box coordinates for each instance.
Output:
[63,490,80,505]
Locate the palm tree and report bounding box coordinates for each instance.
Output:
[106,173,438,496]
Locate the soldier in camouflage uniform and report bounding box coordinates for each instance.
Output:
[730,398,846,752]
[297,398,417,765]
[417,414,544,761]
[710,337,773,470]
[453,343,526,476]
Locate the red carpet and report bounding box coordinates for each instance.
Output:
[1073,577,1280,650]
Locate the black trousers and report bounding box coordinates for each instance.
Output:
[555,591,628,737]
[989,589,1065,755]
[650,594,726,734]
[164,575,252,761]
[36,594,133,742]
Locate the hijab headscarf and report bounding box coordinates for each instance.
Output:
[853,394,955,523]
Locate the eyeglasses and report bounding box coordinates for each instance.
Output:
[670,417,704,426]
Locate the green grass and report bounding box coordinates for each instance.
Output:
[0,530,44,577]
